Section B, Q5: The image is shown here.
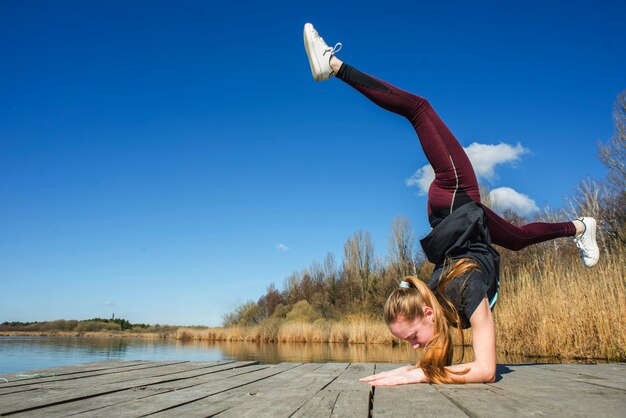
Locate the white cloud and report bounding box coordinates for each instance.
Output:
[103,301,114,306]
[406,142,528,195]
[276,243,289,251]
[405,165,434,195]
[488,187,539,217]
[464,142,528,180]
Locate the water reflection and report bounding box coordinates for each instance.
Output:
[0,336,597,375]
[207,340,423,364]
[0,336,222,374]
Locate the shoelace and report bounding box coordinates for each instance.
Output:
[323,43,342,77]
[324,42,342,57]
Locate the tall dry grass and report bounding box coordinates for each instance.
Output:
[175,247,625,361]
[496,245,626,360]
[175,319,394,345]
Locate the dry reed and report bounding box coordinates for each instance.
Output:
[174,320,395,345]
[495,246,625,360]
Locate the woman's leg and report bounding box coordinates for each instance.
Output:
[484,207,598,266]
[482,205,576,250]
[331,60,588,252]
[303,24,598,265]
[333,61,480,223]
[304,23,475,220]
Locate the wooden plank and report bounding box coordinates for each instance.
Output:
[14,363,276,418]
[535,363,626,391]
[291,363,375,418]
[0,361,258,416]
[371,363,626,417]
[151,363,323,417]
[373,384,468,417]
[0,361,205,397]
[431,364,574,417]
[491,363,625,390]
[1,362,198,412]
[537,362,626,376]
[1,361,234,392]
[0,361,203,393]
[0,360,148,384]
[481,364,626,416]
[415,364,626,418]
[213,363,351,417]
[371,363,467,418]
[434,385,566,417]
[53,363,301,417]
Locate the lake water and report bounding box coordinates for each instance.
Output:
[0,336,585,375]
[0,336,419,374]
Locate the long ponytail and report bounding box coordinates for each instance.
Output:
[384,258,478,384]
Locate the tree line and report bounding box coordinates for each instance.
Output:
[0,318,172,333]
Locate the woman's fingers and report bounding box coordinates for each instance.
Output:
[368,374,413,386]
[369,376,406,386]
[359,371,392,382]
[361,368,422,386]
[359,365,417,382]
[359,374,381,382]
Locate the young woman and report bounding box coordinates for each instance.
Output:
[303,23,600,385]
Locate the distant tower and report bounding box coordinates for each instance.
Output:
[112,313,115,320]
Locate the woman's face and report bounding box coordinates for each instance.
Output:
[388,307,435,349]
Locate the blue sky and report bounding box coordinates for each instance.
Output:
[1,1,624,326]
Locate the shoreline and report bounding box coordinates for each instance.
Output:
[0,331,168,339]
[0,331,616,363]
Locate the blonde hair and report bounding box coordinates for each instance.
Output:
[384,258,478,384]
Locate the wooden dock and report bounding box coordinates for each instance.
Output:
[1,361,624,417]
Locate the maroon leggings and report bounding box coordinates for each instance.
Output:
[336,64,575,250]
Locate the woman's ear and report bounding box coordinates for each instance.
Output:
[423,305,434,321]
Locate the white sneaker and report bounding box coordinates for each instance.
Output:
[574,217,600,267]
[303,23,342,82]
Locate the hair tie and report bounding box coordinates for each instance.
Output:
[399,281,411,289]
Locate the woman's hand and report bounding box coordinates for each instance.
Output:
[359,365,426,386]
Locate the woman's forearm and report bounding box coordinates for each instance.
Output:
[444,361,496,383]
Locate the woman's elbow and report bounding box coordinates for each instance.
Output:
[472,361,496,383]
[483,364,496,383]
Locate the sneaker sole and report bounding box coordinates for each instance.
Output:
[584,217,599,267]
[303,25,322,82]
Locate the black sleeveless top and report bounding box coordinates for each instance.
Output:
[420,202,500,329]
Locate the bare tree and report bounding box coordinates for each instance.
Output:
[388,216,419,277]
[321,253,340,316]
[299,269,314,301]
[595,91,626,247]
[257,283,283,318]
[598,90,626,193]
[343,230,375,304]
[323,253,338,288]
[283,271,302,305]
